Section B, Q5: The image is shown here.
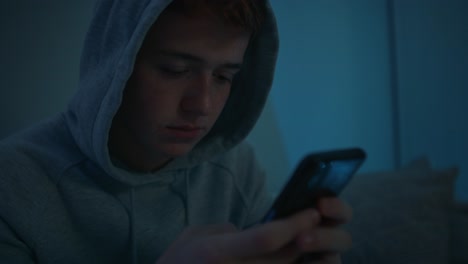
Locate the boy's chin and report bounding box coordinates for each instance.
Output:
[159,142,197,158]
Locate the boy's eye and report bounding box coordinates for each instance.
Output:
[214,72,236,84]
[159,66,189,76]
[215,74,232,83]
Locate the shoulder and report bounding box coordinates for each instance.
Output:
[0,137,54,239]
[0,115,85,173]
[0,115,85,196]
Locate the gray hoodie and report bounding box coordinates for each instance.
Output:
[0,0,279,263]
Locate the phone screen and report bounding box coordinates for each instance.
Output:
[262,148,366,222]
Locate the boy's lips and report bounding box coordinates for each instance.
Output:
[165,125,205,139]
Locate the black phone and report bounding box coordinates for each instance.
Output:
[262,147,366,222]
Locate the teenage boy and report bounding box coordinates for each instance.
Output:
[0,1,352,263]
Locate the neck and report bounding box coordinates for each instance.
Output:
[108,121,171,173]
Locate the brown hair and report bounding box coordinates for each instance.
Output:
[165,0,266,34]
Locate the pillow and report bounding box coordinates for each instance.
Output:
[450,203,468,264]
[340,158,458,264]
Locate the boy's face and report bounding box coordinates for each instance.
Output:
[111,10,251,169]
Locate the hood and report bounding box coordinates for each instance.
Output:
[65,0,279,186]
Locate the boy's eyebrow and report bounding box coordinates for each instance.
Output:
[157,50,243,70]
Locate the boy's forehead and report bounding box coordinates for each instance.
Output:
[140,10,251,53]
[132,10,251,71]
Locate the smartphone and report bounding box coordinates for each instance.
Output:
[262,147,366,222]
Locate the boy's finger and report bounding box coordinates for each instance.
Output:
[317,197,353,223]
[215,209,321,258]
[296,226,352,253]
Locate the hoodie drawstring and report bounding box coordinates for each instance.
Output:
[130,188,138,264]
[169,171,191,226]
[184,171,190,226]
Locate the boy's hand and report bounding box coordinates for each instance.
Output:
[296,197,353,263]
[156,197,352,264]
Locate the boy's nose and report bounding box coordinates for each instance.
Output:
[181,75,213,116]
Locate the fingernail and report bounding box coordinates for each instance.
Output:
[299,233,317,249]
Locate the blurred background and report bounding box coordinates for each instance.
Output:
[1,0,467,201]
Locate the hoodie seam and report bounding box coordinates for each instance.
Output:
[53,158,89,187]
[24,157,89,253]
[0,213,36,260]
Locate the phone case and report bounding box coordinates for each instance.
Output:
[262,147,366,222]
